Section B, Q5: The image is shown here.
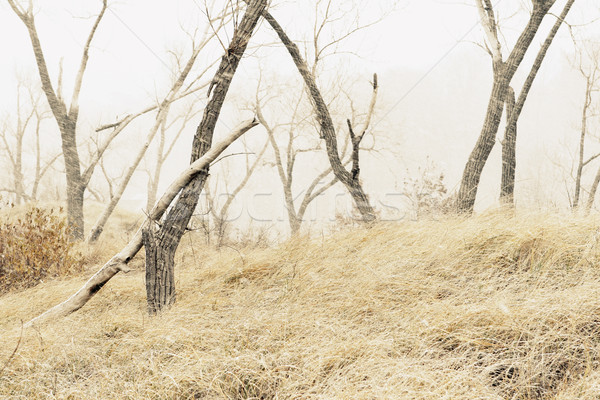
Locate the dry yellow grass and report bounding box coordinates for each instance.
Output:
[2,210,600,399]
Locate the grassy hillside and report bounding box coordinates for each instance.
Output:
[2,211,600,399]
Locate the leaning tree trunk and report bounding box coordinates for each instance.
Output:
[457,3,554,213]
[260,10,376,222]
[143,0,267,315]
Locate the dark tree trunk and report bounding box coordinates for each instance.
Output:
[501,87,517,204]
[457,3,554,213]
[143,0,267,314]
[143,227,176,314]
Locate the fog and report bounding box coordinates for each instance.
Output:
[1,0,599,237]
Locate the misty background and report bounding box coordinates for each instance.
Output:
[1,0,599,238]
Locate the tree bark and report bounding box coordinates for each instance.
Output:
[25,119,258,327]
[501,87,517,204]
[457,2,555,213]
[143,0,267,314]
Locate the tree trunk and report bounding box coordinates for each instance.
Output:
[143,0,267,314]
[574,77,593,208]
[60,119,85,240]
[143,227,176,314]
[457,4,553,213]
[500,87,517,204]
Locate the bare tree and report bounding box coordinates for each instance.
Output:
[0,79,60,203]
[86,17,227,243]
[255,70,378,235]
[456,0,561,212]
[204,137,269,247]
[7,0,109,239]
[143,0,267,315]
[572,43,600,210]
[146,104,200,213]
[250,4,381,223]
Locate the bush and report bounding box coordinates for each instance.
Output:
[401,158,451,219]
[0,206,83,294]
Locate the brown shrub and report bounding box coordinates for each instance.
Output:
[0,206,83,293]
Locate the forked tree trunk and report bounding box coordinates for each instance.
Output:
[500,0,575,205]
[457,2,555,213]
[574,75,594,208]
[143,0,267,315]
[8,0,108,239]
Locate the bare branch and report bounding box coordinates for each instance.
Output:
[68,0,108,120]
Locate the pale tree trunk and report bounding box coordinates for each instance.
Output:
[146,119,167,213]
[457,0,556,213]
[146,104,199,213]
[25,120,258,327]
[7,0,108,239]
[500,0,575,205]
[143,0,267,315]
[87,113,167,242]
[260,10,376,223]
[256,105,302,234]
[211,139,269,247]
[574,74,595,208]
[0,81,59,203]
[0,83,33,204]
[14,125,24,204]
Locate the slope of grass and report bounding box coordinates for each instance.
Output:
[2,210,600,399]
